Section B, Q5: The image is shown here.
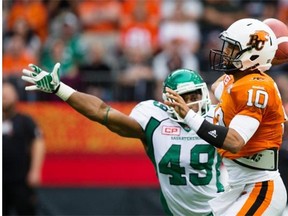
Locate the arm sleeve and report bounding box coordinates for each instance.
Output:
[229,115,260,144]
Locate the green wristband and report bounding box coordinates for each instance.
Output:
[103,106,111,125]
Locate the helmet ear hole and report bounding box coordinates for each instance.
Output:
[250,55,259,61]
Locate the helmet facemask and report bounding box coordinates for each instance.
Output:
[210,37,245,74]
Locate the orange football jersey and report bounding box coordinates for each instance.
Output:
[214,73,286,159]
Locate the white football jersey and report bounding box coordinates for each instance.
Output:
[130,100,223,216]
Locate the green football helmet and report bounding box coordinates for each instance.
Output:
[162,69,211,122]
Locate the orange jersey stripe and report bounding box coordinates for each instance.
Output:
[237,181,273,216]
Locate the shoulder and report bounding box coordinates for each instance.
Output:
[130,100,169,125]
[133,100,168,113]
[233,73,275,91]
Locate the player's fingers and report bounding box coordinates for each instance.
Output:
[28,64,42,74]
[52,62,61,74]
[25,85,39,91]
[22,69,36,77]
[21,75,36,84]
[51,63,60,82]
[165,87,177,94]
[165,88,183,99]
[166,92,179,101]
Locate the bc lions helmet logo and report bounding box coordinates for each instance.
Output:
[247,30,269,51]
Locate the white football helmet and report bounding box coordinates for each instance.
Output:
[162,69,211,122]
[210,18,278,74]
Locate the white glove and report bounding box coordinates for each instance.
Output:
[22,63,61,93]
[22,63,76,101]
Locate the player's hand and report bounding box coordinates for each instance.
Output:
[22,63,61,93]
[164,87,190,118]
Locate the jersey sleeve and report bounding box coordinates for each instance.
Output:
[130,102,152,129]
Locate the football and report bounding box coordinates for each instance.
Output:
[263,18,288,65]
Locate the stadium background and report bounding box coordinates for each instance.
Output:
[3,0,288,215]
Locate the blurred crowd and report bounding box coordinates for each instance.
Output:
[3,0,288,106]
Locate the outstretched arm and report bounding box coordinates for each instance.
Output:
[22,63,145,140]
[67,91,144,139]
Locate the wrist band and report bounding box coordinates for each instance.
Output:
[55,82,76,101]
[196,120,228,148]
[184,110,205,132]
[184,110,227,148]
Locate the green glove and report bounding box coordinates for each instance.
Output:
[22,63,61,93]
